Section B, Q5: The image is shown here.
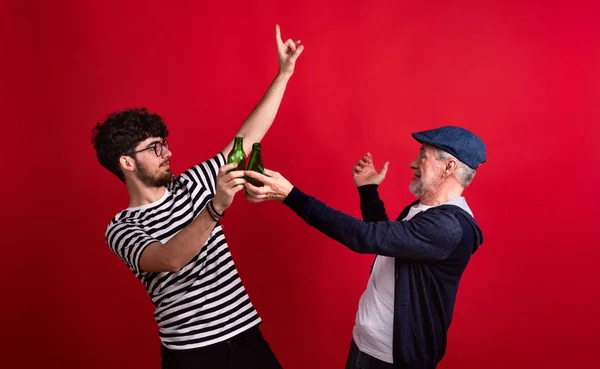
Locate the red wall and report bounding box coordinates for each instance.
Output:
[2,1,599,368]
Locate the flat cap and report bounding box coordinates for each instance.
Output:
[412,126,486,169]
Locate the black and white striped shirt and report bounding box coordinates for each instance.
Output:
[105,153,261,350]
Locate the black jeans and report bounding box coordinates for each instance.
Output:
[161,326,283,369]
[345,340,394,369]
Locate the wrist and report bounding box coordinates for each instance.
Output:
[277,70,293,80]
[207,200,225,222]
[357,184,380,201]
[282,186,308,210]
[211,200,226,215]
[283,185,293,199]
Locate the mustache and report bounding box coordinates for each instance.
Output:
[161,160,170,167]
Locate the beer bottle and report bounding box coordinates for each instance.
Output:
[245,143,264,187]
[226,136,246,173]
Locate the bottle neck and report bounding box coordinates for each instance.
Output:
[249,145,262,161]
[234,138,243,150]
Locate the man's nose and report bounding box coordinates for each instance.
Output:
[409,157,418,169]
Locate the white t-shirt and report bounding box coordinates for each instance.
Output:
[352,197,473,363]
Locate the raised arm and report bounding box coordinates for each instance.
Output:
[353,152,390,221]
[221,24,304,157]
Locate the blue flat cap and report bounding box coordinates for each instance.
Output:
[412,126,486,169]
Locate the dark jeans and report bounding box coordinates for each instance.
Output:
[345,340,394,369]
[161,326,283,369]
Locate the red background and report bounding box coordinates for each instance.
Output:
[2,0,599,368]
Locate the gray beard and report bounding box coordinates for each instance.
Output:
[409,178,424,197]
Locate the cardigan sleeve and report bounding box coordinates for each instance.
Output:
[283,187,463,261]
[358,184,390,222]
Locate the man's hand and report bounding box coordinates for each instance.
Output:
[243,169,294,202]
[276,24,304,76]
[353,152,389,187]
[213,163,246,213]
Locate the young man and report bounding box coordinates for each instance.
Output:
[244,126,486,369]
[91,25,303,369]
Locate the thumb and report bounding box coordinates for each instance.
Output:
[262,168,277,177]
[245,170,269,182]
[379,162,390,177]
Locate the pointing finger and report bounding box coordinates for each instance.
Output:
[275,24,283,45]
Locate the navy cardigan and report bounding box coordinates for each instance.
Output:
[283,185,483,369]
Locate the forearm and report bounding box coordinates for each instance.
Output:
[227,72,292,155]
[162,206,219,270]
[358,184,389,222]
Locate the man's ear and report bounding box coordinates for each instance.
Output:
[444,159,457,176]
[119,155,135,173]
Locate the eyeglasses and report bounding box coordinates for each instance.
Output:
[126,139,169,157]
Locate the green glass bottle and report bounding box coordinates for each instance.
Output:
[226,136,246,173]
[245,143,264,187]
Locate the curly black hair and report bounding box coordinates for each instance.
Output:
[91,107,169,182]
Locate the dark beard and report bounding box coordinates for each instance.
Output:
[135,161,173,188]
